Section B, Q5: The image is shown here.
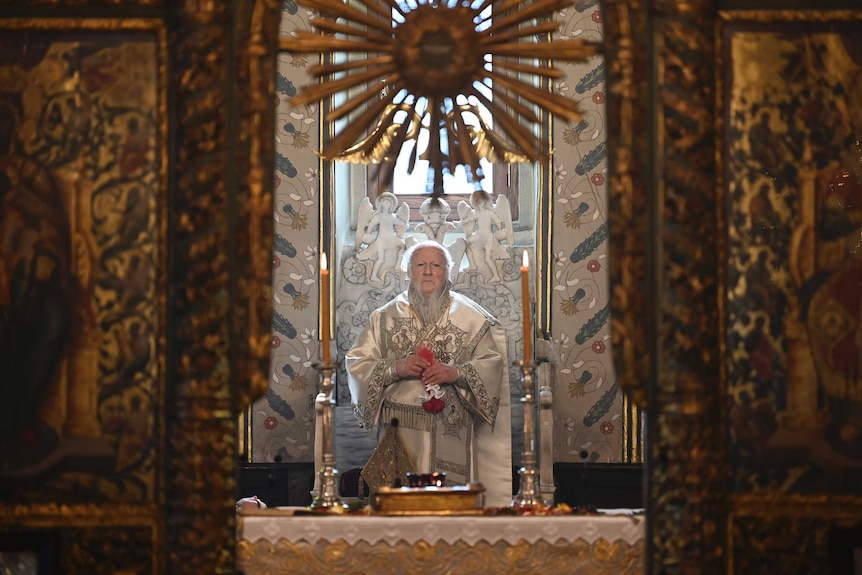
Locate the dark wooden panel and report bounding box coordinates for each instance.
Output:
[238,463,315,508]
[554,463,645,509]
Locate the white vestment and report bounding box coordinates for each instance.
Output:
[346,290,512,507]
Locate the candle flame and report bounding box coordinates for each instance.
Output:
[321,252,328,272]
[522,249,529,269]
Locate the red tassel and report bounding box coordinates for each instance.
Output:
[422,396,445,413]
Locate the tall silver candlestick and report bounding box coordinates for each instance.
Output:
[510,360,544,508]
[310,361,345,510]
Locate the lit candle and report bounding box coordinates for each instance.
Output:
[320,252,331,364]
[521,249,532,363]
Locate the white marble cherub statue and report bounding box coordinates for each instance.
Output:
[355,192,411,282]
[456,190,513,283]
[416,197,456,243]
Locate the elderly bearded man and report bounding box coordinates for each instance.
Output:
[346,240,512,506]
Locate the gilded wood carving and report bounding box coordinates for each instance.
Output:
[0,1,279,573]
[167,1,279,573]
[5,1,862,574]
[605,2,862,574]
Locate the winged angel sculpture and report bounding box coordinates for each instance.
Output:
[354,192,413,282]
[456,190,513,283]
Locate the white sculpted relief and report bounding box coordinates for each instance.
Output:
[354,192,413,282]
[416,197,456,243]
[456,191,514,283]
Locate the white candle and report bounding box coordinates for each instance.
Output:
[320,252,330,363]
[521,249,532,363]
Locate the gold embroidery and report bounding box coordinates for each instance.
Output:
[237,538,645,575]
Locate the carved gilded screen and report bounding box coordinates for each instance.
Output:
[0,1,280,571]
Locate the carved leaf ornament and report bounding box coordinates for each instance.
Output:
[281,0,600,194]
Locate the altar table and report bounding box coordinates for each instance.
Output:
[236,510,644,575]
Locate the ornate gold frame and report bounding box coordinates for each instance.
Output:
[604,2,862,572]
[162,2,280,573]
[6,1,862,573]
[0,2,279,573]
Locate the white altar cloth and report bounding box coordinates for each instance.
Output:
[237,509,645,575]
[239,510,644,547]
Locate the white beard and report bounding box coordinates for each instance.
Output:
[409,283,449,327]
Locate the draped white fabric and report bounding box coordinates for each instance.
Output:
[238,511,644,547]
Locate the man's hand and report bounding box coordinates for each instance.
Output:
[395,353,432,378]
[421,363,459,387]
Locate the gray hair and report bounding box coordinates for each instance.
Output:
[404,240,454,278]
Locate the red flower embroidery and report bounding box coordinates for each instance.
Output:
[592,91,605,105]
[587,259,601,273]
[264,416,278,430]
[590,173,605,186]
[271,336,281,349]
[600,421,614,435]
[592,340,606,353]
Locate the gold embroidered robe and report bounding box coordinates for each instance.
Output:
[346,291,513,506]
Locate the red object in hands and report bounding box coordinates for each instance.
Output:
[416,345,444,413]
[417,346,436,364]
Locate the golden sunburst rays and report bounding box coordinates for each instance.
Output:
[280,0,600,194]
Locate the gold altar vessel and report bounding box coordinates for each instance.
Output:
[370,484,486,516]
